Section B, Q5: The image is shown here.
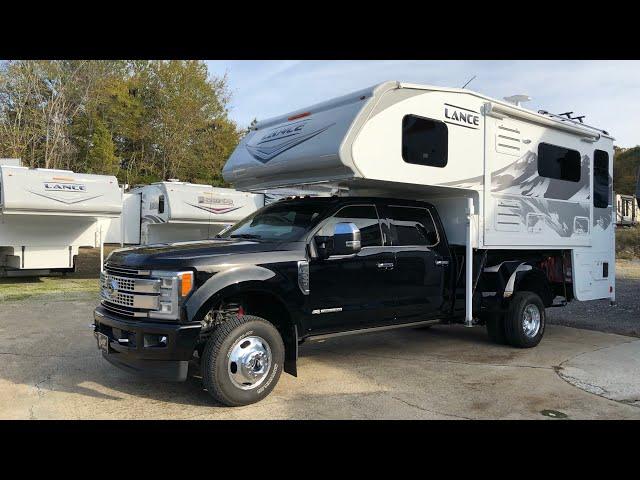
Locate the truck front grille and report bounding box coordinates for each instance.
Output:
[100,265,161,315]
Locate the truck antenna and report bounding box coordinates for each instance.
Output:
[461,75,477,89]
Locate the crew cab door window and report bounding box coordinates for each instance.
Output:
[317,205,382,247]
[387,206,439,246]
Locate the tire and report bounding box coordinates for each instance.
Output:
[503,291,546,348]
[483,312,508,345]
[201,314,284,407]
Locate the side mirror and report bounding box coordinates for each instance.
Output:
[332,222,361,256]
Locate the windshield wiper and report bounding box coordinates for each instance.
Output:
[229,233,263,240]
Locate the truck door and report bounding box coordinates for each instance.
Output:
[384,204,449,321]
[308,204,396,333]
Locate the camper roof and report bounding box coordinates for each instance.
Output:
[0,165,122,217]
[253,81,612,140]
[224,80,613,191]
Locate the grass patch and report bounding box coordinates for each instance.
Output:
[617,225,640,260]
[0,276,99,302]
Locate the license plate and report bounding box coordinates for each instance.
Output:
[96,332,110,354]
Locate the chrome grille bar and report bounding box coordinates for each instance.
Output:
[100,272,160,294]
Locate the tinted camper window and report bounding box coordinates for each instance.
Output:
[158,195,165,213]
[402,115,448,167]
[537,143,581,182]
[593,150,610,208]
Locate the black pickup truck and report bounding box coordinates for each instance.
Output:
[94,196,555,406]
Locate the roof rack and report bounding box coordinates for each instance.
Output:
[537,110,609,136]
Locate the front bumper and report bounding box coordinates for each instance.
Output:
[93,306,201,381]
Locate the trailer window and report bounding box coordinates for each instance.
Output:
[402,115,448,168]
[388,206,439,247]
[158,195,165,213]
[593,149,610,208]
[537,143,581,182]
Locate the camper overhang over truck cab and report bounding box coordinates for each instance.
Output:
[0,165,122,276]
[95,81,615,407]
[224,80,615,304]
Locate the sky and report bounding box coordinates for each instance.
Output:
[206,60,640,148]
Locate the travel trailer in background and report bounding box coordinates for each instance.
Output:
[0,165,121,276]
[102,182,319,246]
[616,193,638,227]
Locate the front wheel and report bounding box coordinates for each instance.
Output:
[201,314,284,406]
[503,291,546,348]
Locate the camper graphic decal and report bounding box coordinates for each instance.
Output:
[187,203,242,215]
[186,196,241,215]
[246,120,335,163]
[437,149,607,238]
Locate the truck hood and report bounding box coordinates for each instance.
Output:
[106,239,305,271]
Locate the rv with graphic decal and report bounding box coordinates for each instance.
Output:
[0,162,122,276]
[94,81,615,406]
[100,181,313,246]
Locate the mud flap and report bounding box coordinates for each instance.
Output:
[284,324,298,377]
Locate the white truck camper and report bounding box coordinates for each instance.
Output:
[224,80,616,324]
[0,165,122,276]
[122,182,265,245]
[102,181,321,246]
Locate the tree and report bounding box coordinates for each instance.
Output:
[614,146,640,195]
[86,118,119,175]
[0,60,241,186]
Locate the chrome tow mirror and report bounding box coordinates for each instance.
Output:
[332,222,361,255]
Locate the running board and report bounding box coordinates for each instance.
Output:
[306,319,441,342]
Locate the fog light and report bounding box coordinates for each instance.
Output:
[144,334,167,348]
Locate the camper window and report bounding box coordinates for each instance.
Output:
[158,195,165,213]
[387,206,439,247]
[402,115,448,168]
[537,143,581,182]
[593,149,610,208]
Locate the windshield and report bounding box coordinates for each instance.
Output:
[221,201,328,242]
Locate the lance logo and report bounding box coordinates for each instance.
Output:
[444,103,480,130]
[44,182,87,192]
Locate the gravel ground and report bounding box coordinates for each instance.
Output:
[547,260,640,337]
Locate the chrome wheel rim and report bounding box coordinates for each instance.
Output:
[228,335,272,390]
[522,304,541,338]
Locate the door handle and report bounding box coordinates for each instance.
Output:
[377,262,394,270]
[435,260,449,266]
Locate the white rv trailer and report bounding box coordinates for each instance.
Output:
[101,181,320,246]
[0,165,122,276]
[616,193,638,227]
[125,182,265,245]
[224,80,615,321]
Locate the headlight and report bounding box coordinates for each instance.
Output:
[149,270,195,320]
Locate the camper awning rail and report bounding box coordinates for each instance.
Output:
[397,82,613,141]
